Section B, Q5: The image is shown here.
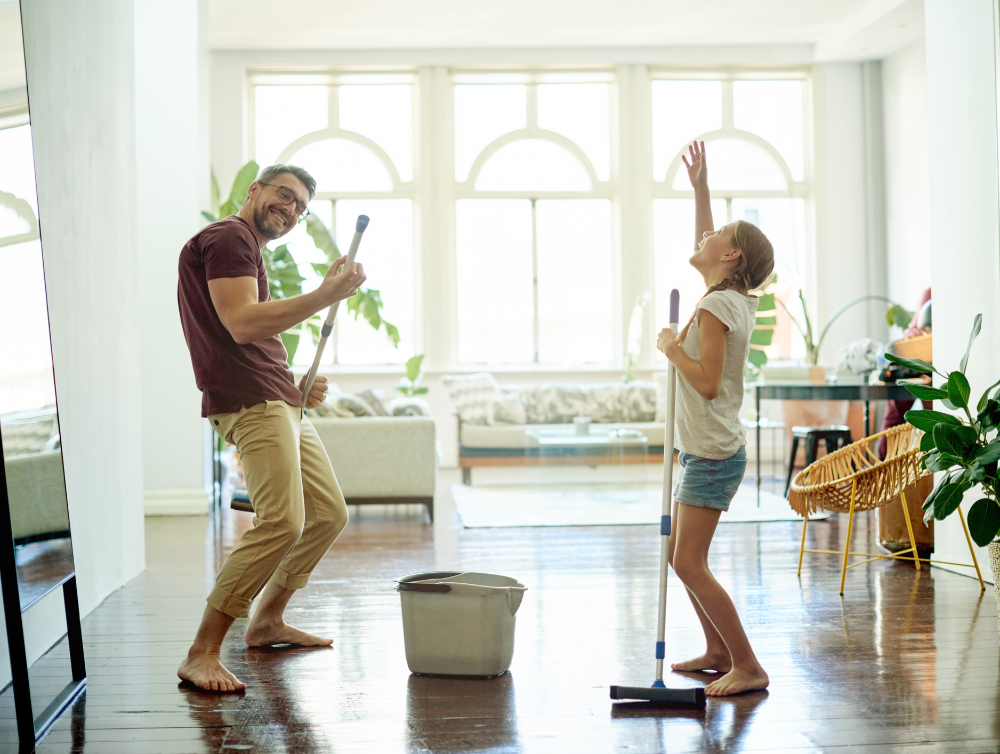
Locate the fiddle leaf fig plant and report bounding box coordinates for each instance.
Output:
[886,313,1000,546]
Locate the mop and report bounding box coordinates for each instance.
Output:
[231,215,370,513]
[610,289,706,707]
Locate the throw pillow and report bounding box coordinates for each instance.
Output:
[334,393,376,417]
[386,397,432,416]
[487,394,528,425]
[356,389,389,416]
[626,381,657,422]
[538,384,589,424]
[441,372,501,425]
[507,386,546,424]
[583,384,629,423]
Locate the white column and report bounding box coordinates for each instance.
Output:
[925,0,1000,583]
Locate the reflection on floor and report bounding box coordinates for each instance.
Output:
[1,467,998,753]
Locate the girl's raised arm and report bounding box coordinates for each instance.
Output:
[682,141,714,250]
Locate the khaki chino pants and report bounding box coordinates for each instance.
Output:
[208,400,349,619]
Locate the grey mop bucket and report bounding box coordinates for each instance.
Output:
[395,572,527,677]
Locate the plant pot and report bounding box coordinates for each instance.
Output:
[808,365,826,385]
[990,541,1000,637]
[878,475,934,558]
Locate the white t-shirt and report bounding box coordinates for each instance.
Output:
[674,290,758,460]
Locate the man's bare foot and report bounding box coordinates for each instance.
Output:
[704,665,769,696]
[244,619,333,648]
[177,649,246,693]
[671,652,732,674]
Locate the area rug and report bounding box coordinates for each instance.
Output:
[451,483,830,528]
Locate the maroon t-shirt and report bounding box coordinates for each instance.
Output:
[178,215,302,416]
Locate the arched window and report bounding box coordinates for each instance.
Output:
[452,72,615,365]
[651,74,810,362]
[249,71,416,365]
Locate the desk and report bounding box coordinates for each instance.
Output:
[752,382,916,504]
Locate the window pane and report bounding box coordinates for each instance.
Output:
[0,241,52,381]
[536,200,613,363]
[454,84,527,182]
[651,81,723,182]
[339,84,413,181]
[537,83,610,181]
[734,80,805,182]
[731,198,807,285]
[475,140,592,191]
[652,198,727,363]
[456,200,533,363]
[0,125,38,218]
[671,138,786,191]
[334,200,413,365]
[254,86,327,168]
[288,138,393,192]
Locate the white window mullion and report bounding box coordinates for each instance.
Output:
[531,198,540,363]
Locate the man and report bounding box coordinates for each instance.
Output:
[176,164,366,692]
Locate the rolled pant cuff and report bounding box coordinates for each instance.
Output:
[207,586,253,619]
[271,568,310,590]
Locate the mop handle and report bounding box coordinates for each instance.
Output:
[300,215,370,403]
[654,288,680,682]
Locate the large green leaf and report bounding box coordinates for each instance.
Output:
[747,347,768,367]
[757,292,775,311]
[924,450,961,473]
[749,328,774,346]
[904,384,949,402]
[885,353,933,374]
[968,497,1000,546]
[959,313,983,374]
[885,303,914,328]
[280,330,300,364]
[977,379,1000,413]
[755,315,777,326]
[304,213,342,263]
[228,161,259,208]
[919,432,937,452]
[923,474,949,516]
[201,211,218,223]
[948,371,972,410]
[933,482,969,521]
[405,354,425,382]
[978,399,999,425]
[964,464,987,485]
[933,424,965,457]
[905,409,963,432]
[954,424,979,447]
[976,440,1000,466]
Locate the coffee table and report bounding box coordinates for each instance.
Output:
[524,427,650,467]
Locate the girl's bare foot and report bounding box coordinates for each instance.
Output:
[244,619,333,648]
[704,665,769,696]
[177,649,245,693]
[671,652,732,673]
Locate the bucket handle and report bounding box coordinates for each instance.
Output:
[394,572,461,593]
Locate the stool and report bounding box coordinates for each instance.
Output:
[784,425,852,498]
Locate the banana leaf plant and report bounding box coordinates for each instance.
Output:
[885,313,1000,546]
[745,291,777,380]
[396,354,428,397]
[202,161,399,362]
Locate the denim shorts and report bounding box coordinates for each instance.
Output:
[673,446,747,512]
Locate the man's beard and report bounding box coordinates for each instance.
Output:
[252,204,287,241]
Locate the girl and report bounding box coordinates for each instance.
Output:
[656,141,774,697]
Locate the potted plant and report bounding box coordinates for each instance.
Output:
[885,314,1000,598]
[397,355,428,397]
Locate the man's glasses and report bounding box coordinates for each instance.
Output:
[259,182,310,219]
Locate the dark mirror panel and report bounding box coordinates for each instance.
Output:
[0,1,76,611]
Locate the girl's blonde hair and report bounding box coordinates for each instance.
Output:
[678,220,775,343]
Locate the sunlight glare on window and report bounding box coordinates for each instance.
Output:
[475,140,591,191]
[732,198,807,286]
[652,198,727,360]
[289,139,393,192]
[0,242,52,379]
[0,125,38,216]
[339,85,413,181]
[456,200,534,363]
[254,86,327,168]
[652,81,722,182]
[537,84,610,181]
[454,85,527,182]
[734,80,805,182]
[671,139,785,191]
[536,200,613,363]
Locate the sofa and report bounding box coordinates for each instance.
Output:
[442,374,668,484]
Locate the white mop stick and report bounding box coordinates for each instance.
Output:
[653,288,680,684]
[300,215,369,403]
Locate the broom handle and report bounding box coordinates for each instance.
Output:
[654,289,680,683]
[300,215,369,403]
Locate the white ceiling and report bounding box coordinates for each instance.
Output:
[207,0,924,60]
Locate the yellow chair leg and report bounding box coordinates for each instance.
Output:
[798,510,809,577]
[959,508,986,592]
[899,490,920,571]
[840,479,857,596]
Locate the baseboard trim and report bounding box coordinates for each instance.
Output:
[144,488,210,516]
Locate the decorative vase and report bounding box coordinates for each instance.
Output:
[990,542,1000,637]
[808,365,826,385]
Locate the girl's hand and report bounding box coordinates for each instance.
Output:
[681,141,708,191]
[657,327,681,359]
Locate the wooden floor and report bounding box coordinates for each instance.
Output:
[2,468,999,753]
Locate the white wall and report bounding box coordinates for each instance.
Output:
[882,39,931,310]
[21,0,146,617]
[925,0,1000,584]
[134,0,209,516]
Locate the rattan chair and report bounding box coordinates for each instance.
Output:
[788,423,986,595]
